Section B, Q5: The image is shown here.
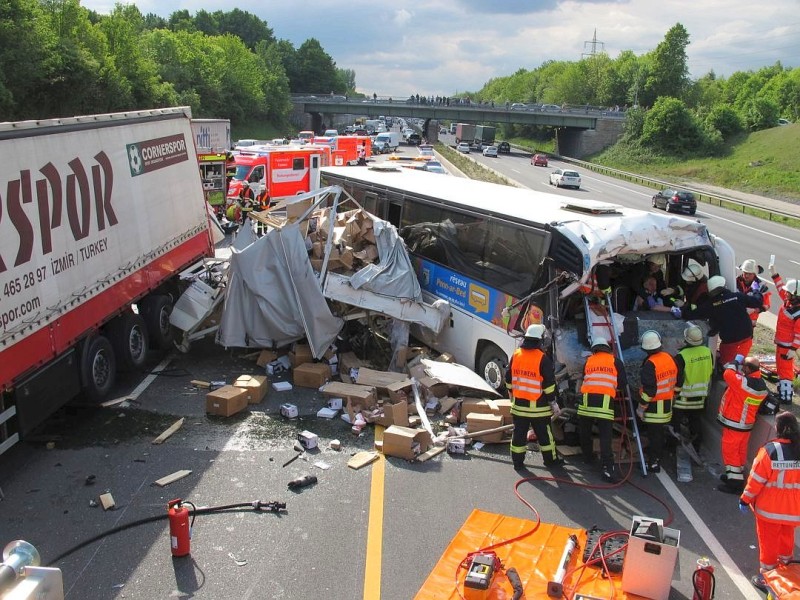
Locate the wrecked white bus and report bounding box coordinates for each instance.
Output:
[321,166,736,397]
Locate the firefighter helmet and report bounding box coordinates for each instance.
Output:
[591,337,611,350]
[707,275,727,295]
[684,325,704,346]
[785,279,799,297]
[681,261,705,283]
[648,254,666,268]
[739,259,761,275]
[641,330,662,351]
[524,324,546,339]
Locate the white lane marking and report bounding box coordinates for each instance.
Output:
[511,168,521,174]
[791,260,800,266]
[656,471,763,600]
[583,175,800,246]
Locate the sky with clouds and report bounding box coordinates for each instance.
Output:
[83,0,799,98]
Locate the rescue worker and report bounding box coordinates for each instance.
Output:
[736,259,771,328]
[717,355,768,494]
[769,259,800,405]
[637,330,677,473]
[672,324,714,453]
[680,260,709,309]
[578,337,627,483]
[357,143,367,165]
[740,411,800,593]
[674,275,762,365]
[506,324,563,470]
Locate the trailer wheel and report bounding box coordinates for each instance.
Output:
[109,313,149,371]
[477,344,508,397]
[142,295,174,350]
[80,334,116,403]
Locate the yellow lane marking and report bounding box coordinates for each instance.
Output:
[364,429,385,600]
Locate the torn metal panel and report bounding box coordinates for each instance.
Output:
[420,359,502,397]
[217,222,343,358]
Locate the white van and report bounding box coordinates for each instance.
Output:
[374,131,401,152]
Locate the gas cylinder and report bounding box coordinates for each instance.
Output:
[692,557,715,600]
[168,499,191,557]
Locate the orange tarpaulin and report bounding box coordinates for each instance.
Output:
[415,509,634,600]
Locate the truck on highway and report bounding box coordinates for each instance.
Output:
[454,123,475,145]
[373,131,401,153]
[0,107,218,456]
[473,125,496,148]
[192,118,232,216]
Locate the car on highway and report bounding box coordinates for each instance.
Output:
[549,168,581,189]
[510,103,527,110]
[407,133,422,146]
[496,141,511,154]
[424,161,447,174]
[531,153,548,167]
[651,188,697,215]
[482,145,498,157]
[456,142,470,153]
[418,144,435,157]
[541,104,562,111]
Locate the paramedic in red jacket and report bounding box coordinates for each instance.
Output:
[769,261,800,405]
[740,411,800,593]
[717,356,768,494]
[735,259,771,328]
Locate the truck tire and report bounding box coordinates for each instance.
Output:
[80,334,116,403]
[477,344,509,396]
[141,295,174,350]
[108,313,149,372]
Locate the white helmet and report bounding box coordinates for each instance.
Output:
[641,330,662,351]
[707,275,727,295]
[524,324,546,339]
[785,279,799,296]
[648,254,666,268]
[684,325,703,346]
[591,337,611,350]
[681,261,705,283]
[739,259,760,275]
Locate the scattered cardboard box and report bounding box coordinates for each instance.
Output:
[272,381,293,392]
[280,403,299,419]
[290,342,314,368]
[256,349,281,368]
[382,425,433,460]
[234,374,269,404]
[356,367,409,391]
[293,362,331,388]
[466,413,505,443]
[206,386,249,417]
[387,379,414,403]
[418,376,449,398]
[461,398,502,419]
[317,407,338,419]
[321,382,377,420]
[374,400,410,428]
[297,431,319,450]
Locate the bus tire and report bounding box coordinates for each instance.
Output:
[80,334,116,403]
[141,295,174,350]
[478,344,508,396]
[108,312,149,372]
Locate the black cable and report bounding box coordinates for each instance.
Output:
[46,500,286,566]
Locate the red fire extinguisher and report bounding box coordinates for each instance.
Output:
[692,557,715,600]
[168,498,193,557]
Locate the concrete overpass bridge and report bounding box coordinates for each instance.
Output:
[290,94,626,157]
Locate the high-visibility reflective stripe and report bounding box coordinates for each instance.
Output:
[673,396,705,410]
[577,397,614,420]
[717,415,755,430]
[753,507,800,523]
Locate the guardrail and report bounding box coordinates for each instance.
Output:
[551,154,800,229]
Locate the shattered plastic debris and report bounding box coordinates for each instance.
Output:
[228,552,247,566]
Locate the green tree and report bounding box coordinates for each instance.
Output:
[641,96,704,153]
[338,68,356,93]
[295,38,340,94]
[642,23,690,106]
[704,104,743,139]
[273,39,301,92]
[256,41,291,122]
[742,96,780,131]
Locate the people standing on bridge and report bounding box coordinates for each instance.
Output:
[739,411,800,593]
[736,259,771,329]
[637,330,677,474]
[672,324,713,454]
[717,355,768,494]
[769,258,800,405]
[578,337,626,482]
[673,275,762,365]
[506,324,563,471]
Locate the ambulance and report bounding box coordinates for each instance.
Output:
[312,135,372,166]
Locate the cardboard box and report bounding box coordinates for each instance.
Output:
[297,430,319,450]
[272,381,293,392]
[418,376,449,398]
[293,362,331,388]
[290,343,314,368]
[356,367,409,392]
[386,379,413,403]
[489,399,513,424]
[461,398,503,419]
[374,400,410,428]
[321,382,377,421]
[466,413,504,443]
[267,355,292,376]
[233,374,268,404]
[206,385,249,417]
[280,403,298,419]
[256,349,280,368]
[382,425,433,460]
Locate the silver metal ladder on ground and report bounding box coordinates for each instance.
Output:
[583,293,648,476]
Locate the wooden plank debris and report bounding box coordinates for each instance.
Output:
[347,451,380,470]
[99,492,116,510]
[154,469,192,487]
[416,446,446,463]
[151,417,185,445]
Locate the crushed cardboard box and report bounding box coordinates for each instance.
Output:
[206,385,249,417]
[382,425,433,461]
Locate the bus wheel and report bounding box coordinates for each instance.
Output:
[108,313,149,372]
[478,344,508,396]
[80,334,117,403]
[141,295,174,350]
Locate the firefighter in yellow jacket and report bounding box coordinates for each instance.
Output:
[672,324,714,453]
[506,324,563,470]
[578,337,627,482]
[637,330,677,473]
[740,411,800,593]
